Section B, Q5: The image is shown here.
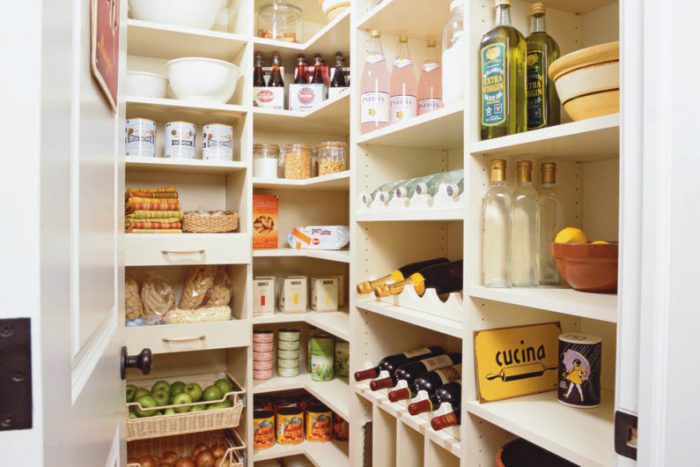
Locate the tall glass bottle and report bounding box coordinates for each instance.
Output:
[482,160,511,287]
[269,52,285,87]
[511,160,539,287]
[479,0,527,140]
[390,35,418,124]
[254,52,266,87]
[330,52,348,88]
[293,55,307,84]
[526,2,560,130]
[417,39,443,115]
[538,162,562,284]
[361,30,390,134]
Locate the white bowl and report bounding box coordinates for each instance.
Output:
[129,0,225,30]
[125,71,167,98]
[167,57,241,104]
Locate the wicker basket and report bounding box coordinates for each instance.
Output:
[126,429,246,467]
[183,211,239,233]
[127,372,245,441]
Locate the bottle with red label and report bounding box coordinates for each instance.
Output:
[361,30,390,134]
[417,39,443,115]
[390,35,418,124]
[369,353,461,391]
[354,345,445,382]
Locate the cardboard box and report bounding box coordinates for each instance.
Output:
[254,276,277,315]
[253,194,279,249]
[311,277,339,312]
[281,276,308,313]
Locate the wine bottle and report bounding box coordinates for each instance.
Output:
[430,407,461,431]
[375,260,463,297]
[388,364,462,402]
[394,174,435,200]
[354,345,445,382]
[370,353,461,391]
[414,169,464,198]
[407,381,461,415]
[360,180,405,208]
[356,257,449,294]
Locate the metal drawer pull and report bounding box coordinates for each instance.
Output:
[162,335,206,343]
[161,249,206,255]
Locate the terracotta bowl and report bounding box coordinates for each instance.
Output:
[552,242,619,293]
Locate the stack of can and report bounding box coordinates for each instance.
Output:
[277,329,301,377]
[253,331,274,380]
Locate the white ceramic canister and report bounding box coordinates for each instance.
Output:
[164,121,196,159]
[125,118,156,157]
[202,123,234,161]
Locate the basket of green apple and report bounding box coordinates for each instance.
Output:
[126,373,245,441]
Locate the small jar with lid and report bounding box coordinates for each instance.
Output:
[317,141,347,176]
[283,144,312,179]
[257,2,303,43]
[254,144,280,179]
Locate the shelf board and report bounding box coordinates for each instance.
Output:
[253,171,350,191]
[466,390,615,467]
[356,299,463,338]
[356,208,464,222]
[357,0,452,39]
[124,96,247,125]
[254,10,350,60]
[253,93,350,134]
[253,248,351,263]
[536,0,617,14]
[469,114,619,161]
[253,440,349,467]
[126,157,247,174]
[126,19,248,61]
[356,105,464,149]
[253,311,350,341]
[468,286,617,323]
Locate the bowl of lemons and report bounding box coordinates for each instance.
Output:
[552,227,618,293]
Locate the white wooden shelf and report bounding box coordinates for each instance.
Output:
[124,233,251,267]
[356,105,464,149]
[356,299,463,338]
[253,171,350,191]
[468,286,618,323]
[126,19,248,60]
[469,114,620,161]
[536,0,617,14]
[253,440,349,467]
[124,96,247,125]
[356,208,464,222]
[253,248,350,263]
[126,157,247,174]
[253,311,350,341]
[357,0,452,39]
[466,390,615,467]
[253,93,350,134]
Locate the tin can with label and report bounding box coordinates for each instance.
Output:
[164,121,196,159]
[558,333,602,408]
[202,123,233,161]
[278,329,301,342]
[334,340,349,377]
[276,408,304,445]
[253,410,275,450]
[309,334,335,381]
[334,414,349,441]
[305,404,333,442]
[125,118,156,157]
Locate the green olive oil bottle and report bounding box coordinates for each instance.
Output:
[480,0,527,140]
[526,2,560,129]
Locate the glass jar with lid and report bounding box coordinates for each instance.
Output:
[283,144,312,179]
[317,141,347,176]
[254,144,280,178]
[257,2,303,43]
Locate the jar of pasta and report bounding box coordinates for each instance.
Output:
[317,141,347,176]
[283,144,312,179]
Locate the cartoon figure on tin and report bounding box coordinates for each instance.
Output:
[561,350,590,403]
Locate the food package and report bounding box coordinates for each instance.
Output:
[311,277,339,312]
[254,276,277,315]
[280,276,308,313]
[140,275,175,318]
[179,266,216,310]
[253,194,279,249]
[125,276,144,320]
[203,268,232,307]
[162,305,232,324]
[287,226,349,250]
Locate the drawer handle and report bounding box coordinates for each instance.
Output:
[161,249,206,255]
[162,335,206,343]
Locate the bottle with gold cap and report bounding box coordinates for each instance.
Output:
[390,35,418,124]
[526,2,560,129]
[538,162,562,284]
[374,260,463,298]
[482,159,512,287]
[480,0,527,140]
[511,160,540,287]
[418,39,443,115]
[356,257,449,295]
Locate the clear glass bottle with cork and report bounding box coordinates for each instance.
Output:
[482,159,512,287]
[511,160,540,286]
[538,162,562,284]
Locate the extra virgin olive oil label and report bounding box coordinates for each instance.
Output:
[481,43,507,126]
[527,50,546,129]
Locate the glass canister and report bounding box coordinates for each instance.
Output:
[283,144,312,179]
[257,2,303,43]
[317,141,347,176]
[254,144,280,178]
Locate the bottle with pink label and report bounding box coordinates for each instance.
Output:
[361,30,390,134]
[390,35,418,124]
[418,39,443,115]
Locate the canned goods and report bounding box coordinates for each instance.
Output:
[254,351,274,362]
[278,366,300,377]
[254,369,273,380]
[125,118,156,157]
[334,415,349,441]
[253,410,275,450]
[164,121,196,159]
[253,331,275,343]
[305,404,333,442]
[276,408,304,445]
[202,123,233,161]
[255,360,273,371]
[278,358,300,369]
[278,349,299,359]
[309,334,335,382]
[334,341,349,377]
[278,340,300,351]
[558,333,602,408]
[278,329,301,342]
[254,342,274,353]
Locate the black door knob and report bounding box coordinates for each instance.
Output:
[120,346,152,380]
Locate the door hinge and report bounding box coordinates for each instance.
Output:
[615,410,638,460]
[0,318,32,430]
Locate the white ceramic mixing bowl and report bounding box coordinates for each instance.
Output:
[167,57,241,104]
[129,0,225,30]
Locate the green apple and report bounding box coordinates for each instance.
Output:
[125,384,137,402]
[191,404,207,412]
[207,400,233,410]
[184,383,202,402]
[202,385,223,402]
[133,387,150,401]
[214,378,233,395]
[151,380,170,394]
[170,381,186,398]
[164,408,176,416]
[135,394,158,417]
[172,392,193,413]
[152,389,170,407]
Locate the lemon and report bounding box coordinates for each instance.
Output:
[555,227,588,244]
[591,240,609,245]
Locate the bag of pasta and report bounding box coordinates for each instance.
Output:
[125,276,144,320]
[179,266,216,310]
[140,274,175,319]
[203,268,232,307]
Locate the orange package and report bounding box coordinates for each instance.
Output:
[253,194,279,249]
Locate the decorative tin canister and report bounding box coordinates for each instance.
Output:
[164,121,196,159]
[276,408,304,445]
[309,334,335,382]
[202,123,233,161]
[305,404,333,442]
[125,118,156,157]
[558,333,602,408]
[253,410,275,449]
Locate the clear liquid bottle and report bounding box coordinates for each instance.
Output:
[479,0,527,140]
[361,30,391,134]
[415,169,464,198]
[526,2,560,129]
[390,35,418,124]
[418,39,443,115]
[511,160,539,286]
[482,160,511,287]
[538,162,562,284]
[360,179,402,207]
[395,174,435,200]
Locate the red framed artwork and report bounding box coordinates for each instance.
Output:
[91,0,120,112]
